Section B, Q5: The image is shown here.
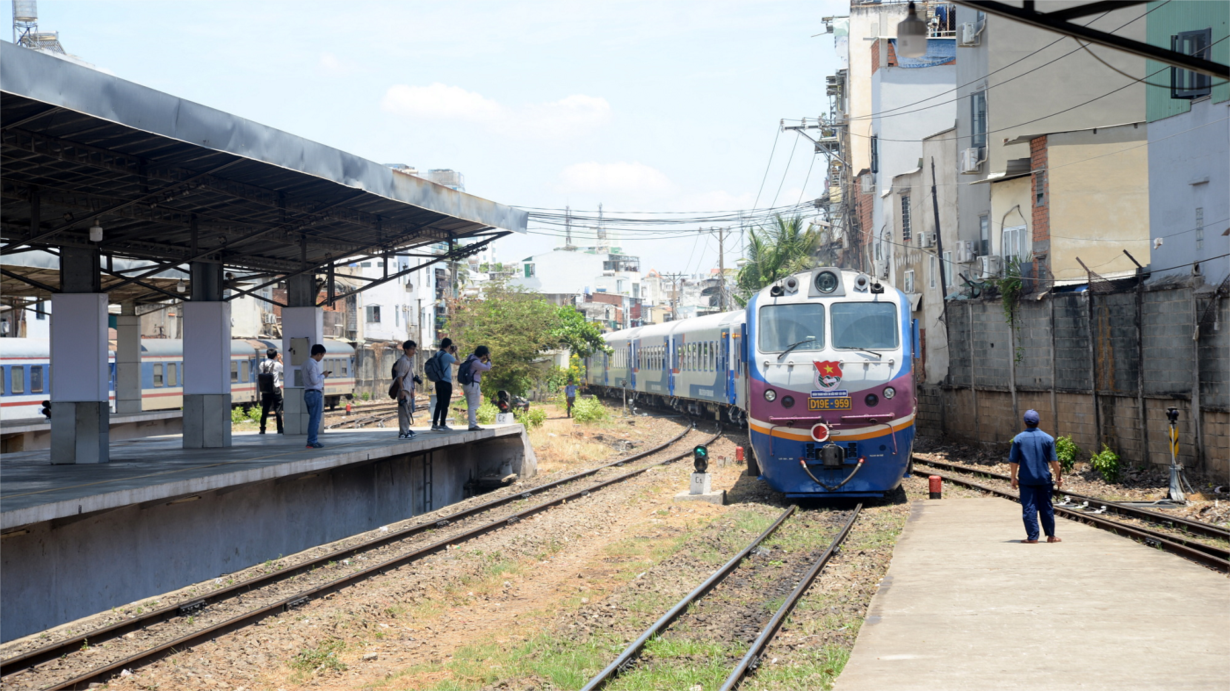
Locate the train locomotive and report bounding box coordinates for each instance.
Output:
[586,267,917,498]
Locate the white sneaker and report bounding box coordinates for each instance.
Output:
[440,424,454,431]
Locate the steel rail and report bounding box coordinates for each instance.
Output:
[581,505,799,691]
[917,465,1230,573]
[38,426,720,691]
[2,424,697,682]
[719,504,862,691]
[915,457,1230,541]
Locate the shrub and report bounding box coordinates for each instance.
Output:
[476,401,499,425]
[1055,436,1081,472]
[1090,444,1121,483]
[515,406,546,429]
[571,396,608,423]
[230,407,249,425]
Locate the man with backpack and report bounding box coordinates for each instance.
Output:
[257,348,284,434]
[459,345,493,431]
[390,340,422,440]
[424,338,457,431]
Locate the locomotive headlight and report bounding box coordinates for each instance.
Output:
[883,386,896,400]
[764,389,777,402]
[814,271,839,294]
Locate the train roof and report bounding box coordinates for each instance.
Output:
[0,338,50,359]
[605,308,744,342]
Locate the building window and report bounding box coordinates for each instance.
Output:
[901,195,912,241]
[1035,170,1046,206]
[366,305,381,323]
[35,301,46,320]
[11,366,24,394]
[904,269,915,294]
[970,90,987,151]
[870,135,879,174]
[525,263,536,278]
[154,363,164,387]
[1171,29,1212,99]
[943,251,955,288]
[1002,225,1027,264]
[30,366,43,393]
[979,215,990,256]
[1195,207,1204,251]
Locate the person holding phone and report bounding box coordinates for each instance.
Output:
[304,344,331,448]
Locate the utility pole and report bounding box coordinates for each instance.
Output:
[930,158,949,308]
[661,272,687,321]
[565,205,573,249]
[711,226,728,311]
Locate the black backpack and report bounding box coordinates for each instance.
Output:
[387,360,402,400]
[424,352,444,382]
[456,355,479,387]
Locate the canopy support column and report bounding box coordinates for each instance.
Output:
[182,262,232,449]
[50,246,109,464]
[115,301,142,415]
[281,273,323,437]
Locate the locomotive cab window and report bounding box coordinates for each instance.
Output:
[831,303,899,350]
[758,304,826,353]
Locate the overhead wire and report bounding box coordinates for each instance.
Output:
[752,126,782,211]
[769,133,799,208]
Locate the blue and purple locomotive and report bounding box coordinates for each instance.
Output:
[586,267,917,498]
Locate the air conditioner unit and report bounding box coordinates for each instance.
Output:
[960,148,982,174]
[978,255,1003,279]
[959,22,980,47]
[922,232,936,248]
[956,240,975,264]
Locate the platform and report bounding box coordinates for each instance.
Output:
[0,409,184,453]
[835,498,1230,691]
[0,424,537,642]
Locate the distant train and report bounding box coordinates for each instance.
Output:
[586,267,918,499]
[0,338,356,421]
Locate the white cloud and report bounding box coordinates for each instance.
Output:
[554,162,677,198]
[381,83,610,138]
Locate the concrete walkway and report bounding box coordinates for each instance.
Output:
[835,498,1230,691]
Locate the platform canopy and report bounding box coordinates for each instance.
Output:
[0,42,527,304]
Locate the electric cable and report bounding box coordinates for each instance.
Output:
[769,134,800,208]
[752,126,782,211]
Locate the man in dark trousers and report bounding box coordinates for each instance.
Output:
[1009,409,1063,544]
[258,348,283,434]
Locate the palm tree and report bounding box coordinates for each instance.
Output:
[734,214,819,306]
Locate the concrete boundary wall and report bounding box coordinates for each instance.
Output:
[922,284,1228,478]
[0,433,529,642]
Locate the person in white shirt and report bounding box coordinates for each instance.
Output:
[303,344,330,448]
[258,348,284,434]
[392,340,421,440]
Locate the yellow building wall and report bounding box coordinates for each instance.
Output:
[1047,126,1150,282]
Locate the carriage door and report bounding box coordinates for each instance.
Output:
[669,335,680,397]
[722,328,736,405]
[629,341,636,389]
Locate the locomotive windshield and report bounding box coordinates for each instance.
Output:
[758,304,825,352]
[831,302,899,350]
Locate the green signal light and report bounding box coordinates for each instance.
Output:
[693,445,709,473]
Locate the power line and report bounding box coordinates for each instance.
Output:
[752,126,782,211]
[769,133,799,209]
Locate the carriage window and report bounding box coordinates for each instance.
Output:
[30,366,44,393]
[153,363,164,387]
[241,361,250,382]
[11,367,23,394]
[1,367,5,394]
[831,302,899,350]
[168,363,178,387]
[231,361,239,382]
[759,304,826,353]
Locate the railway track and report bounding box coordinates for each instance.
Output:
[582,504,862,691]
[914,460,1230,573]
[2,424,716,691]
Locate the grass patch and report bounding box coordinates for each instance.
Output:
[289,637,347,681]
[742,644,850,690]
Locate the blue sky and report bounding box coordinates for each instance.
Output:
[6,0,845,273]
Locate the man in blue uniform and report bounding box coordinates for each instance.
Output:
[1009,409,1063,544]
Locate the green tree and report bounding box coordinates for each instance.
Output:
[550,306,608,359]
[734,214,819,306]
[446,282,610,397]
